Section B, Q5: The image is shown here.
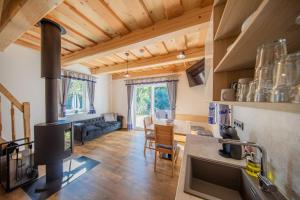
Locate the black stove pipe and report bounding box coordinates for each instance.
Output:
[40,18,66,183]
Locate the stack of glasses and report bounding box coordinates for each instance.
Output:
[246,38,300,103]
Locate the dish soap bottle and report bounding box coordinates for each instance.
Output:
[245,152,261,178]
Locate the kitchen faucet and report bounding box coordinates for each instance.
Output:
[218,139,277,193]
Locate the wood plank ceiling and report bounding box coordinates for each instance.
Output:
[15,0,213,78]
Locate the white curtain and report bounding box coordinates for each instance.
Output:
[59,77,71,117]
[166,81,178,120]
[87,80,96,114]
[127,85,134,130]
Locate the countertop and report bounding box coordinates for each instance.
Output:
[175,134,246,200]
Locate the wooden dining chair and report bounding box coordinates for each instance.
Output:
[143,116,155,156]
[154,124,179,177]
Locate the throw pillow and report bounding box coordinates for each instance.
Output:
[104,113,117,122]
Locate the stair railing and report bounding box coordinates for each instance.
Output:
[0,83,31,141]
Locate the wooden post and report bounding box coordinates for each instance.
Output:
[11,103,16,141]
[0,96,2,137]
[23,102,31,141]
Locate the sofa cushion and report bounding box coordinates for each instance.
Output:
[85,125,100,132]
[74,115,122,143]
[103,113,117,122]
[106,121,119,126]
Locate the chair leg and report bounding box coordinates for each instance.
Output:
[154,150,157,172]
[172,153,175,177]
[144,139,147,157]
[175,148,179,164]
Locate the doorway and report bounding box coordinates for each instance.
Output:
[134,84,170,129]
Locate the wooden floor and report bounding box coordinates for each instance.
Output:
[0,130,183,200]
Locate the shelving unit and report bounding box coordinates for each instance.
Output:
[214,0,300,72]
[214,0,261,40]
[213,101,300,114]
[210,0,300,113]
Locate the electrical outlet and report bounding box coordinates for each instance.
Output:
[234,119,244,131]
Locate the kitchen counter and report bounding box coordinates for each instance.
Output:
[175,134,246,200]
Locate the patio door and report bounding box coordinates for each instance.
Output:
[134,84,170,129]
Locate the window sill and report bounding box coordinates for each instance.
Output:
[65,112,88,117]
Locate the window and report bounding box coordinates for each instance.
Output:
[135,84,170,128]
[65,79,87,115]
[154,86,170,112]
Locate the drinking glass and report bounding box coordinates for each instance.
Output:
[254,46,262,82]
[270,57,290,102]
[255,67,273,102]
[246,81,256,102]
[236,78,251,102]
[271,52,300,103]
[254,39,287,102]
[287,52,300,103]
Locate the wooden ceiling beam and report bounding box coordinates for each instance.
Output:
[90,47,204,74]
[51,3,111,42]
[65,0,129,36]
[61,6,212,65]
[163,0,184,19]
[0,0,63,51]
[111,63,188,80]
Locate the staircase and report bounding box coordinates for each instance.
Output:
[0,83,31,142]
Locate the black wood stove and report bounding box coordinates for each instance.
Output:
[34,19,72,185]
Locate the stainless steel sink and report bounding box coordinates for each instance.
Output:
[184,155,285,200]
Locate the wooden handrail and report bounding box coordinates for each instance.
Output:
[23,102,31,139]
[0,83,31,141]
[0,83,23,112]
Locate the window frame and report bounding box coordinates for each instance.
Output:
[65,79,88,116]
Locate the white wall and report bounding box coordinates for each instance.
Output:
[232,107,300,200]
[0,44,45,140]
[0,44,112,140]
[176,72,212,116]
[111,78,128,127]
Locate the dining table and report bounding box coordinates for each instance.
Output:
[145,119,174,132]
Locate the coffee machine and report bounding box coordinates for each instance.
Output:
[218,125,242,160]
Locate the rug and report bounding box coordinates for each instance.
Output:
[22,156,100,200]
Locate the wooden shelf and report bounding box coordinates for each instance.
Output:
[213,101,300,113]
[214,0,300,72]
[213,0,226,7]
[214,0,261,40]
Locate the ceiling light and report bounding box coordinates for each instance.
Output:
[177,51,186,59]
[123,52,130,78]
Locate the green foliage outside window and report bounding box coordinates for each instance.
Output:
[136,86,151,115]
[154,87,170,110]
[136,85,170,115]
[66,80,86,112]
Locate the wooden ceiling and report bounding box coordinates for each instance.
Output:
[11,0,213,77]
[112,61,196,79]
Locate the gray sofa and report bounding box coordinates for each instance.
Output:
[73,115,123,144]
